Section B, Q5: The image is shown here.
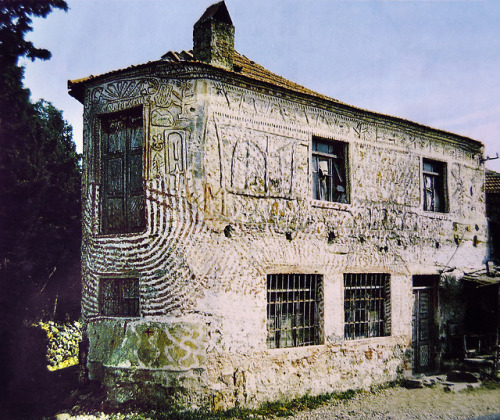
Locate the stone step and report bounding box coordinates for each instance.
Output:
[447,370,481,382]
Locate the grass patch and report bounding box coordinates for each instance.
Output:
[78,389,359,419]
[480,379,500,390]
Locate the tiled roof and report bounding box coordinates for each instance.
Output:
[486,170,500,194]
[68,49,483,150]
[161,49,338,103]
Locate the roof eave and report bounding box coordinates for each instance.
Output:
[67,58,484,152]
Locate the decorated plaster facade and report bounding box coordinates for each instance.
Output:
[69,2,487,409]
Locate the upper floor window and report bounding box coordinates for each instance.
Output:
[312,137,348,203]
[267,273,323,349]
[100,108,145,234]
[422,158,447,213]
[99,277,140,317]
[344,273,391,340]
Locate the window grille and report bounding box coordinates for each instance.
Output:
[312,137,348,203]
[422,159,447,213]
[344,273,390,340]
[101,107,145,234]
[100,277,140,317]
[267,273,322,349]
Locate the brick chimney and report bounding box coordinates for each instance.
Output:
[193,1,234,70]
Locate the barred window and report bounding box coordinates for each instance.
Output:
[423,159,447,213]
[344,273,391,340]
[267,274,322,349]
[100,278,140,317]
[312,137,348,203]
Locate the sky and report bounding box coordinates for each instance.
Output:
[21,0,500,172]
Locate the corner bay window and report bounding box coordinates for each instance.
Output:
[267,273,322,349]
[99,277,140,317]
[101,108,145,234]
[344,273,391,340]
[423,158,447,213]
[312,137,348,203]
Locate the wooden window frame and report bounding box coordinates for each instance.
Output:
[100,107,145,235]
[312,137,349,204]
[267,273,323,349]
[422,158,448,213]
[99,277,140,317]
[344,273,391,340]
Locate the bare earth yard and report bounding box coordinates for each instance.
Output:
[51,381,500,419]
[290,385,500,420]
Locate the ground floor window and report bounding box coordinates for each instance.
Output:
[99,277,140,317]
[344,273,390,339]
[267,273,322,348]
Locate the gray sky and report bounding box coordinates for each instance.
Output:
[22,0,500,172]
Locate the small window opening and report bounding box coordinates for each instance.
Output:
[100,277,140,317]
[267,274,323,348]
[312,138,348,203]
[423,158,447,213]
[344,273,391,340]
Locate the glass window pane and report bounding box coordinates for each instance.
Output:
[312,138,348,203]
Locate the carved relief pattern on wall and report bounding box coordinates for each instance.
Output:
[214,123,298,199]
[80,75,487,320]
[88,77,198,193]
[210,82,479,168]
[89,78,159,112]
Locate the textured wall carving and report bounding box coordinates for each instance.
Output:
[87,319,208,371]
[81,70,487,409]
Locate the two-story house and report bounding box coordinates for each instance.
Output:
[68,1,487,409]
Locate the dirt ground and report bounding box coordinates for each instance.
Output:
[58,382,500,420]
[1,366,499,419]
[290,384,500,420]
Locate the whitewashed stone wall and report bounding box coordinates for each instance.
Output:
[80,67,486,408]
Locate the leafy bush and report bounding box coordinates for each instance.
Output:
[37,320,82,370]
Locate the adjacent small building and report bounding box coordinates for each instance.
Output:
[68,2,488,409]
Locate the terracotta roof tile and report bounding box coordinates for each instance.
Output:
[160,49,339,103]
[486,170,500,194]
[68,49,483,150]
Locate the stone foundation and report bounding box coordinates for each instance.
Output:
[86,317,408,409]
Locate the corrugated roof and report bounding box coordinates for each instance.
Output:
[486,170,500,194]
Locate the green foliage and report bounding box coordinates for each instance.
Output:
[0,0,77,321]
[0,0,80,405]
[0,0,68,65]
[37,320,82,370]
[0,96,81,321]
[480,379,500,390]
[78,389,359,419]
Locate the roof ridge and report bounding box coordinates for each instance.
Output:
[160,48,342,104]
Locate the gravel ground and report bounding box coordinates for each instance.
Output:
[289,385,500,420]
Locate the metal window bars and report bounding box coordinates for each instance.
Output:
[100,278,140,317]
[344,273,390,340]
[267,274,322,349]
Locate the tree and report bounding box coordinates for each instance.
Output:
[0,0,68,64]
[0,0,81,409]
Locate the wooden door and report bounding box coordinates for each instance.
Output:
[412,276,438,373]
